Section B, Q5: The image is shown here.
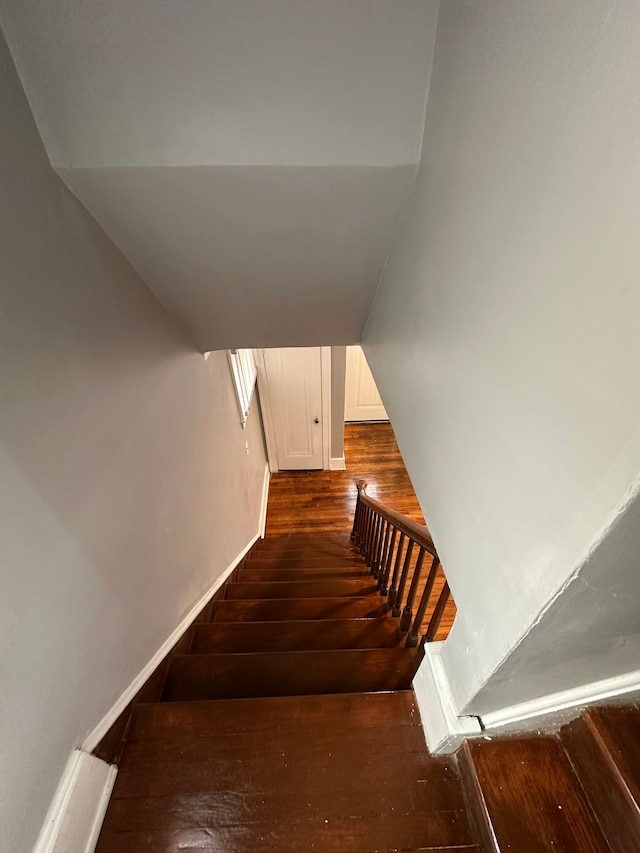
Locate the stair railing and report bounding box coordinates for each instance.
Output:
[351,480,451,647]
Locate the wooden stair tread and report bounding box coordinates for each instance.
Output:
[191,617,403,653]
[112,727,457,799]
[253,533,352,544]
[584,705,640,805]
[209,596,389,622]
[461,735,609,852]
[561,710,640,852]
[246,556,363,570]
[129,691,421,740]
[110,753,459,800]
[97,811,475,853]
[162,648,421,701]
[100,688,471,853]
[223,579,378,600]
[102,784,468,832]
[236,566,371,582]
[119,722,429,768]
[250,548,358,560]
[248,540,352,560]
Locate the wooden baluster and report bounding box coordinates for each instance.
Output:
[361,506,370,561]
[405,556,440,646]
[392,540,415,617]
[365,509,376,565]
[375,521,391,581]
[423,581,450,645]
[365,509,377,568]
[374,519,388,578]
[380,526,398,595]
[358,506,367,559]
[358,501,366,549]
[351,495,360,542]
[388,534,408,610]
[355,501,365,552]
[400,548,425,632]
[354,502,362,552]
[369,514,381,574]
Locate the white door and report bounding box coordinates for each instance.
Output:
[344,345,388,422]
[261,347,326,470]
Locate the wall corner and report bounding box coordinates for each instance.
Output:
[413,641,482,755]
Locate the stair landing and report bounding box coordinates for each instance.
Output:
[97,692,477,853]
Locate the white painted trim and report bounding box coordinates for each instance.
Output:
[82,532,259,753]
[320,346,332,471]
[33,751,117,853]
[255,349,279,473]
[481,667,640,734]
[330,455,347,471]
[412,642,481,755]
[259,462,270,538]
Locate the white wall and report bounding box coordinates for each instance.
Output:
[57,164,416,351]
[364,0,640,713]
[1,0,436,168]
[0,31,267,853]
[0,0,439,353]
[471,487,640,714]
[330,346,347,460]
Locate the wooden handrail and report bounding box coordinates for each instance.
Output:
[351,479,451,648]
[355,480,436,557]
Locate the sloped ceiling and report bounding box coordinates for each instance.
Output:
[1,0,439,350]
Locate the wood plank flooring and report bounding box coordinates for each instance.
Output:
[266,422,426,536]
[98,692,478,853]
[265,422,456,640]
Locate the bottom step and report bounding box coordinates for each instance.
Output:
[163,648,422,701]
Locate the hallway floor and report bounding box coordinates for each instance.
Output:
[265,422,426,537]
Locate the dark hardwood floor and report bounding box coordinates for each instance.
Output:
[98,692,478,853]
[266,422,425,537]
[266,422,456,640]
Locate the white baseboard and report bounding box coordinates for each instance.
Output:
[82,532,259,753]
[481,667,640,734]
[330,455,347,471]
[413,642,481,754]
[259,462,270,538]
[33,751,117,853]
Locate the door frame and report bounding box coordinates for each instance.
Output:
[255,346,331,473]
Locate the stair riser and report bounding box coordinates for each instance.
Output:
[209,598,389,622]
[246,557,364,570]
[236,568,371,583]
[162,649,420,701]
[224,580,378,600]
[129,692,420,741]
[191,618,403,653]
[251,551,357,561]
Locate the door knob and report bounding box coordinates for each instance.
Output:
[314,417,319,424]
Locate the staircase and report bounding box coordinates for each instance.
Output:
[95,531,476,852]
[94,491,640,852]
[163,534,421,702]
